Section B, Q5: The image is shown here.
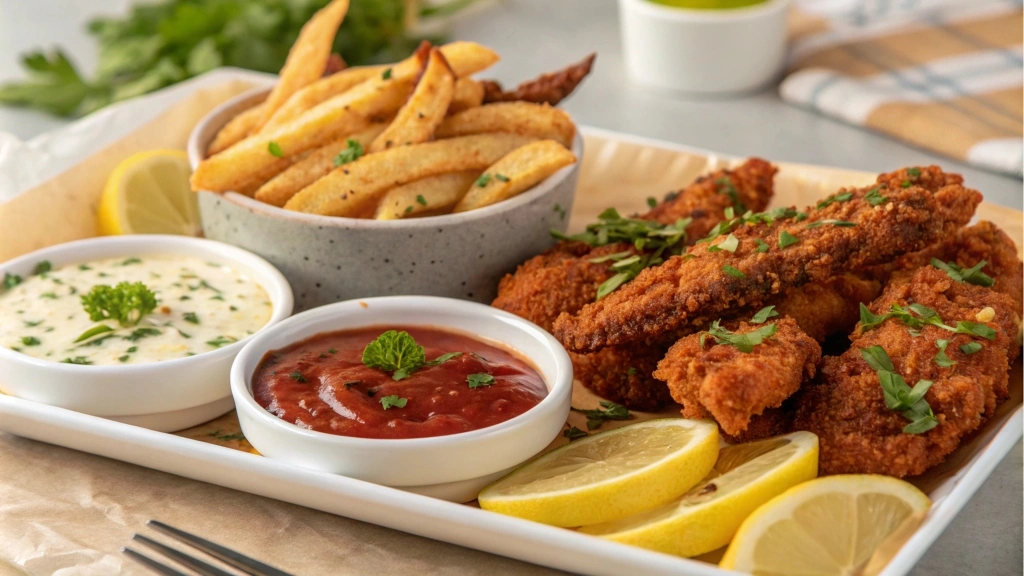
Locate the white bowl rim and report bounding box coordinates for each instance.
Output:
[188,86,583,230]
[620,0,791,21]
[231,295,573,447]
[0,234,294,374]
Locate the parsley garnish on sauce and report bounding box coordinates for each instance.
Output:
[362,330,425,380]
[183,312,200,324]
[124,327,162,342]
[3,272,22,290]
[289,371,307,383]
[700,320,777,353]
[859,345,938,434]
[571,401,631,430]
[206,335,236,348]
[930,259,994,287]
[20,336,40,346]
[81,281,157,327]
[61,356,93,365]
[74,324,114,343]
[268,141,284,157]
[380,395,407,410]
[333,139,364,166]
[467,373,495,388]
[33,260,52,275]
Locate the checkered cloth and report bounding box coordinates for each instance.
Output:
[782,0,1023,176]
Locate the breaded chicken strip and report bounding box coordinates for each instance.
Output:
[655,316,821,437]
[794,267,1022,477]
[774,274,883,342]
[569,345,672,411]
[554,183,982,354]
[481,53,596,106]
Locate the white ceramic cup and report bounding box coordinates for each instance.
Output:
[618,0,791,94]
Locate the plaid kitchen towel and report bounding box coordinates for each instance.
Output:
[783,0,1023,176]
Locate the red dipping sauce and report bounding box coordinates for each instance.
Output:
[252,325,548,439]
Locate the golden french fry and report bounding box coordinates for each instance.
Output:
[251,0,350,132]
[435,102,576,148]
[369,48,454,153]
[284,133,535,217]
[375,171,480,220]
[192,42,500,193]
[207,102,265,156]
[258,65,385,135]
[448,78,484,115]
[453,140,576,213]
[255,123,387,207]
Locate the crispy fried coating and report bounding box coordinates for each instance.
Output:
[491,159,776,410]
[774,274,883,342]
[655,317,821,437]
[643,158,777,235]
[554,183,982,354]
[794,267,1021,477]
[570,345,673,411]
[481,53,595,106]
[875,165,964,192]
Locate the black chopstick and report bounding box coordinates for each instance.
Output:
[146,520,294,576]
[133,534,236,576]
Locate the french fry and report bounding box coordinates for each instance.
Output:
[453,140,576,213]
[251,0,350,132]
[435,102,576,148]
[258,65,386,135]
[448,78,484,115]
[255,123,387,207]
[192,42,500,193]
[369,48,454,153]
[207,102,266,156]
[284,133,535,217]
[375,171,480,220]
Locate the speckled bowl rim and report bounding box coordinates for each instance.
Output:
[188,87,583,229]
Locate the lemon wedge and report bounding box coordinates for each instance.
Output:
[578,431,819,557]
[97,150,200,236]
[478,419,719,527]
[720,474,931,575]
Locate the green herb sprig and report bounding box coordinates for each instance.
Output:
[859,345,938,434]
[700,319,777,353]
[81,281,157,327]
[571,401,631,430]
[930,259,994,287]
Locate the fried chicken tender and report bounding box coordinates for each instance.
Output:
[554,183,982,354]
[491,159,776,410]
[655,316,821,437]
[481,53,595,106]
[774,274,883,342]
[794,267,1022,477]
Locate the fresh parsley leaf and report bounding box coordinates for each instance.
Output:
[119,257,142,266]
[859,303,892,331]
[416,194,428,206]
[906,167,921,178]
[289,371,307,383]
[23,320,43,327]
[3,272,22,290]
[333,139,364,166]
[467,373,495,388]
[860,345,895,372]
[778,231,799,248]
[816,191,852,208]
[495,173,510,182]
[81,281,157,327]
[934,339,956,367]
[563,425,588,441]
[903,413,939,434]
[61,356,92,365]
[754,239,769,253]
[206,335,236,348]
[34,260,52,275]
[425,351,462,366]
[721,265,745,278]
[960,342,983,355]
[20,336,40,346]
[704,320,777,353]
[861,344,939,434]
[74,323,114,343]
[707,234,739,253]
[40,292,58,299]
[750,306,778,324]
[475,173,492,187]
[124,327,161,342]
[382,67,393,80]
[572,401,631,430]
[552,203,567,220]
[954,321,996,340]
[118,355,130,363]
[380,395,407,410]
[646,196,658,208]
[183,312,199,324]
[267,141,283,157]
[362,330,426,381]
[865,187,888,206]
[930,258,994,287]
[715,177,746,212]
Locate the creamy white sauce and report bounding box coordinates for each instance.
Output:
[0,255,272,365]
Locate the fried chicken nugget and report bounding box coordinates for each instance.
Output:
[655,316,821,437]
[569,345,673,411]
[554,182,982,354]
[481,53,595,106]
[794,267,1022,477]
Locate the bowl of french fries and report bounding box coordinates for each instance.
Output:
[186,0,595,310]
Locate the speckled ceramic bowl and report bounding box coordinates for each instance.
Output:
[188,88,581,311]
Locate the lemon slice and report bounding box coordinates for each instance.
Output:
[720,475,931,575]
[578,431,819,557]
[478,419,719,527]
[97,150,200,236]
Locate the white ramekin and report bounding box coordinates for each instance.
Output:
[231,296,573,502]
[618,0,791,94]
[0,236,293,432]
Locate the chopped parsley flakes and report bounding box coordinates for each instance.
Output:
[467,373,495,388]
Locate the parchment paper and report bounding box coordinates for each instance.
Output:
[0,78,1021,576]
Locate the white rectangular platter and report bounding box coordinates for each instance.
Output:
[1,126,1022,576]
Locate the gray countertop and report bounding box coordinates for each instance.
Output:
[0,0,1021,574]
